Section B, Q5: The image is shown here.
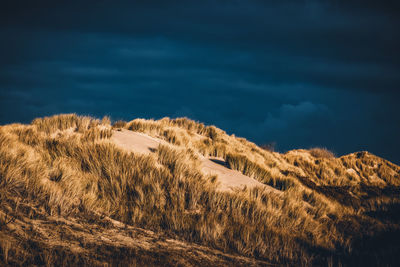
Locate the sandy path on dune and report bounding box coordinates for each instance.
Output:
[112,129,166,154]
[111,129,273,192]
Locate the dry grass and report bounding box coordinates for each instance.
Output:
[112,120,128,129]
[225,153,294,190]
[1,114,400,266]
[260,142,276,152]
[309,147,336,159]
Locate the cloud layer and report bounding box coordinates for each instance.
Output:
[1,1,399,163]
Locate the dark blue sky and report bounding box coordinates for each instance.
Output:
[1,1,399,163]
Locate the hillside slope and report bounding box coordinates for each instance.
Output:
[112,129,274,192]
[1,114,399,266]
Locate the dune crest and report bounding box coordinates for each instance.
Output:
[1,114,399,266]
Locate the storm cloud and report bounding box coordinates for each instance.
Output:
[1,0,399,163]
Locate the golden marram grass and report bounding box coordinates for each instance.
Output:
[0,114,399,266]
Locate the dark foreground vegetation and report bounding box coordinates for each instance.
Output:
[1,114,399,266]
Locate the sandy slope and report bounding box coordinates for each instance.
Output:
[112,129,165,154]
[112,129,272,192]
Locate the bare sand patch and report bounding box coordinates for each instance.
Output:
[112,129,275,192]
[112,129,166,154]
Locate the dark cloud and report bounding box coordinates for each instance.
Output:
[0,1,399,163]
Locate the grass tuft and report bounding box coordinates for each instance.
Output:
[309,147,335,159]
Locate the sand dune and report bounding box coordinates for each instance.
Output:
[112,129,272,192]
[3,115,400,266]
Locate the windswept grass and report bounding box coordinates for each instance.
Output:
[1,114,400,266]
[309,147,336,159]
[112,120,127,129]
[33,114,107,134]
[225,153,294,190]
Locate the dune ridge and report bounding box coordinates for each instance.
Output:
[0,114,399,266]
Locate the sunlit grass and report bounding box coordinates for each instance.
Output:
[1,114,399,266]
